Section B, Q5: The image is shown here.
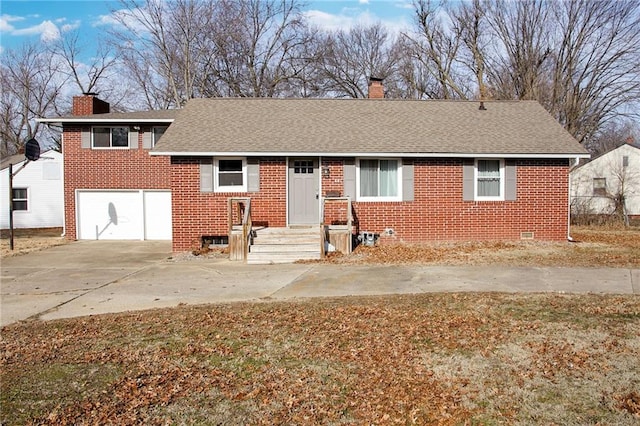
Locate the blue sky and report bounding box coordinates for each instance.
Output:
[0,0,415,54]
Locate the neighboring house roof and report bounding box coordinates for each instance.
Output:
[0,153,27,171]
[150,98,588,158]
[1,149,61,171]
[571,143,640,172]
[37,109,179,124]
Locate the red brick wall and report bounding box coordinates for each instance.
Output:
[354,158,569,243]
[170,156,570,252]
[65,136,570,251]
[72,95,110,115]
[171,157,287,251]
[62,127,171,240]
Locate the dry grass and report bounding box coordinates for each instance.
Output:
[1,293,639,425]
[0,227,67,258]
[319,225,640,268]
[1,226,639,424]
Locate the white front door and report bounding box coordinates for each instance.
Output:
[288,158,319,225]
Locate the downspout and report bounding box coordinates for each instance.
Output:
[567,157,580,242]
[61,145,66,237]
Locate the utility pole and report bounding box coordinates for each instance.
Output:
[9,163,14,250]
[7,138,40,251]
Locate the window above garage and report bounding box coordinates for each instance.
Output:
[92,126,130,149]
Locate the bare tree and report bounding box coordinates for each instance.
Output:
[109,0,214,108]
[52,30,118,95]
[586,120,640,157]
[484,0,552,101]
[549,0,640,144]
[449,0,490,99]
[0,44,66,156]
[200,0,310,97]
[401,0,470,99]
[316,23,401,98]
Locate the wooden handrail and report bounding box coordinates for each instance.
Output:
[320,196,353,256]
[228,197,252,261]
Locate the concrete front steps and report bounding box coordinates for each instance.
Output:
[247,227,321,264]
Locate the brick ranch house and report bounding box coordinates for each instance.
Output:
[40,84,588,261]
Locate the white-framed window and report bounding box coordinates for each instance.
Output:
[92,126,129,148]
[593,177,607,196]
[356,158,402,201]
[475,159,504,200]
[152,126,168,146]
[214,157,247,192]
[12,187,28,211]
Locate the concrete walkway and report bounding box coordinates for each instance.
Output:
[1,241,638,327]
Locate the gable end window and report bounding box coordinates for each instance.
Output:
[12,188,28,211]
[215,158,247,192]
[92,126,129,148]
[357,158,402,201]
[475,159,504,200]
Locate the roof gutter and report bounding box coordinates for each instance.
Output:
[149,151,591,159]
[36,118,176,124]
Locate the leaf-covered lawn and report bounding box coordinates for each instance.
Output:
[2,293,639,425]
[320,226,640,267]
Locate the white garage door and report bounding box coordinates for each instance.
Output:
[77,190,172,240]
[143,191,172,240]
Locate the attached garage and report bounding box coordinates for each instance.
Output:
[76,190,172,240]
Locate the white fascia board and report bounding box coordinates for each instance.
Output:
[150,151,590,159]
[36,118,175,124]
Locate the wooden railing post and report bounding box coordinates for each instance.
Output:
[320,196,353,256]
[228,197,252,261]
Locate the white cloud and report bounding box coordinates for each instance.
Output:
[11,20,61,42]
[304,10,359,32]
[304,7,411,35]
[94,8,151,35]
[0,14,73,43]
[61,21,81,33]
[0,14,24,32]
[395,0,415,10]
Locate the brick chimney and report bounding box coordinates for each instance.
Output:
[72,92,110,116]
[368,77,384,99]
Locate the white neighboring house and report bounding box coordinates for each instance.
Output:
[0,150,64,229]
[570,143,640,220]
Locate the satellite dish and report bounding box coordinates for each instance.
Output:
[25,138,40,161]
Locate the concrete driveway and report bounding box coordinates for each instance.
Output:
[1,241,638,327]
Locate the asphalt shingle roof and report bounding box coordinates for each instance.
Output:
[151,98,587,156]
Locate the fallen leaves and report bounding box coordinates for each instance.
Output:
[616,391,640,417]
[1,293,639,424]
[315,226,640,268]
